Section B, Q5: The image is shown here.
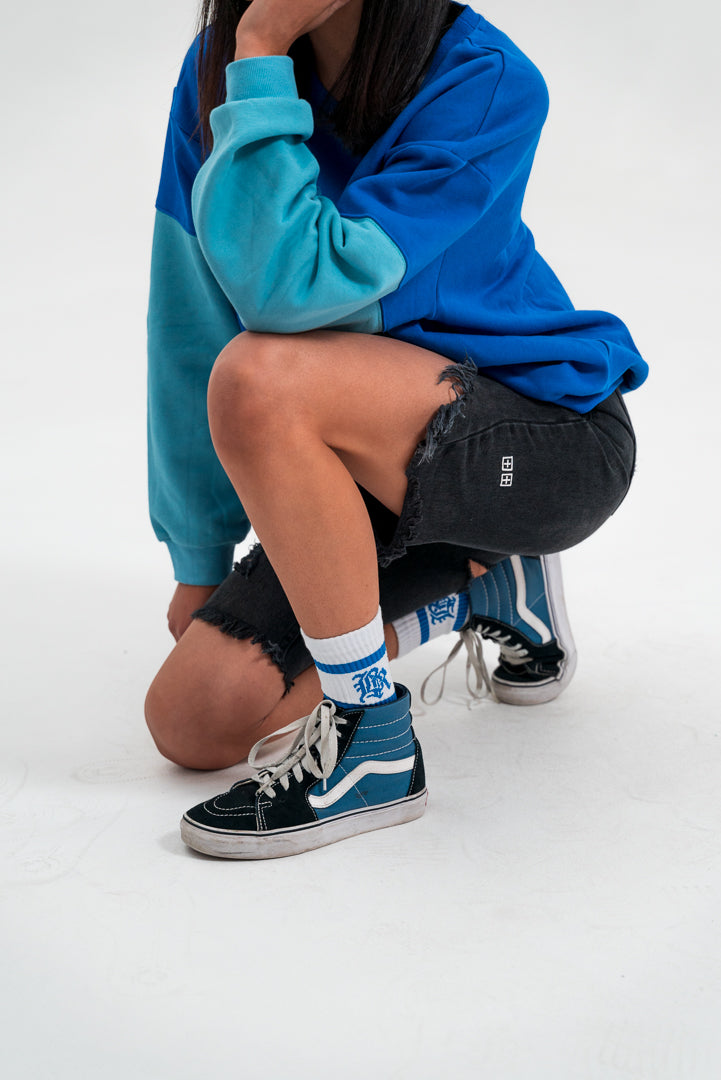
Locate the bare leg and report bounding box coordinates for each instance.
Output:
[147,329,473,768]
[145,616,400,770]
[207,329,459,639]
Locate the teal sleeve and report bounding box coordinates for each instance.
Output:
[190,56,407,334]
[147,209,251,585]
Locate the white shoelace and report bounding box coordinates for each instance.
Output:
[419,624,530,708]
[245,700,346,799]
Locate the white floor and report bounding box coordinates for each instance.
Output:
[3,529,720,1078]
[3,1,720,1077]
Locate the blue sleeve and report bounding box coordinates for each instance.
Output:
[191,51,547,334]
[336,52,547,286]
[148,56,251,586]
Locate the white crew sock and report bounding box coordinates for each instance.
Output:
[301,607,396,709]
[392,591,470,658]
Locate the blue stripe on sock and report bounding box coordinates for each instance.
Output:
[417,609,430,645]
[314,641,388,676]
[325,691,398,710]
[453,592,470,631]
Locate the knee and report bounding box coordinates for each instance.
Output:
[207,331,303,454]
[144,664,257,772]
[144,675,212,770]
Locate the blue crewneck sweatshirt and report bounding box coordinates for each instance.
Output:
[148,3,648,585]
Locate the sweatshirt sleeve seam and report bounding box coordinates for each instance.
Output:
[476,49,507,135]
[365,141,494,193]
[433,145,494,187]
[153,204,197,239]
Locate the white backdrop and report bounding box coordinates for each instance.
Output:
[2,0,719,579]
[2,2,720,1077]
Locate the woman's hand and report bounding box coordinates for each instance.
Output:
[235,0,356,59]
[167,583,218,642]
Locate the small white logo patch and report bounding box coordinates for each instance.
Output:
[500,455,514,487]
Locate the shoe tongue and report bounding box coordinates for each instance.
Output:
[499,654,559,675]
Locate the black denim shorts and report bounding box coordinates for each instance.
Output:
[194,362,636,689]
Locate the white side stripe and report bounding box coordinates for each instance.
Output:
[308,756,416,810]
[510,555,552,644]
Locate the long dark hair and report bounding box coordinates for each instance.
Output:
[195,1,459,156]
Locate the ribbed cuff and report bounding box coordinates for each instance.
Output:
[225,55,298,102]
[301,608,385,664]
[166,541,236,587]
[392,612,422,658]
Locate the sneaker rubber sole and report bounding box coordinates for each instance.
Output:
[180,788,428,860]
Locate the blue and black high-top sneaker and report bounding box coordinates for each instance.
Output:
[180,684,426,859]
[468,553,576,705]
[421,554,576,707]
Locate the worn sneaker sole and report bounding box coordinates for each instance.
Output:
[492,553,577,706]
[180,788,428,860]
